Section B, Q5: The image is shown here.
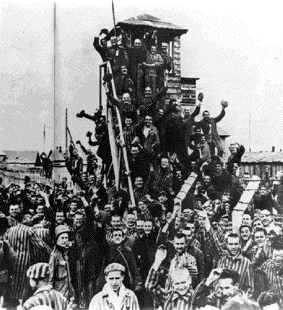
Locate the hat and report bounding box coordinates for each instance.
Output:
[104,263,125,276]
[55,225,70,239]
[27,263,50,280]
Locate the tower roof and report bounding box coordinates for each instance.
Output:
[117,14,188,35]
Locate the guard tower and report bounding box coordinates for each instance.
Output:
[117,14,199,108]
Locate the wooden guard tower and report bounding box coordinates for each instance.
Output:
[117,14,199,108]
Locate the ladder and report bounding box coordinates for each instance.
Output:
[99,62,136,207]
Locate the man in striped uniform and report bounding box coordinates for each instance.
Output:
[4,222,51,309]
[204,214,254,293]
[145,245,194,310]
[260,234,283,302]
[23,262,67,310]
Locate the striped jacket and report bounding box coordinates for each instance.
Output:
[145,267,193,310]
[207,228,254,292]
[260,259,283,301]
[23,284,68,310]
[5,224,51,300]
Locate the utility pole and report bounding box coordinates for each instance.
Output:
[249,112,251,152]
[65,108,68,153]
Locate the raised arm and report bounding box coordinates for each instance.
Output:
[214,101,228,123]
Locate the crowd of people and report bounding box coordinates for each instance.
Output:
[1,25,283,310]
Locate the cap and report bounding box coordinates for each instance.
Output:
[55,225,70,239]
[104,263,125,276]
[27,263,50,280]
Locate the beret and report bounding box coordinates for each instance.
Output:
[104,263,125,276]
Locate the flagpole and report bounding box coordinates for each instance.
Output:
[112,0,117,37]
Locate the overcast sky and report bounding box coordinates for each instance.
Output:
[0,0,282,154]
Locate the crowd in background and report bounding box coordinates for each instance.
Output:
[1,26,283,310]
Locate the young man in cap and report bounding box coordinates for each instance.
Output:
[49,225,75,302]
[89,263,140,310]
[23,262,67,310]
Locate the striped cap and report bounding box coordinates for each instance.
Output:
[27,262,50,280]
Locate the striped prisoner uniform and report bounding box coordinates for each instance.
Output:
[5,224,51,300]
[23,284,67,310]
[145,267,193,310]
[207,228,254,292]
[260,259,283,301]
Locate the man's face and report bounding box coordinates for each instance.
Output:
[261,210,272,226]
[112,230,124,245]
[136,220,144,233]
[134,177,143,188]
[96,175,102,187]
[81,173,87,182]
[144,221,153,235]
[101,38,107,48]
[171,271,192,296]
[198,214,206,228]
[111,216,122,229]
[254,231,266,245]
[175,170,182,181]
[55,212,65,224]
[158,193,168,204]
[74,214,84,228]
[203,175,211,186]
[240,227,251,241]
[150,46,157,55]
[182,229,193,244]
[203,111,210,121]
[89,175,96,185]
[174,237,186,254]
[73,148,78,156]
[144,87,152,98]
[242,214,251,226]
[134,39,141,48]
[122,93,131,105]
[127,214,136,227]
[200,136,206,144]
[57,232,69,248]
[36,205,44,215]
[106,271,124,292]
[158,109,164,118]
[70,202,78,212]
[161,158,169,169]
[184,108,190,117]
[186,222,195,234]
[161,43,168,53]
[260,186,267,196]
[120,66,128,75]
[253,219,263,229]
[125,118,132,128]
[130,146,139,158]
[215,164,222,173]
[226,237,240,256]
[190,161,196,170]
[273,249,283,266]
[174,217,181,230]
[216,278,237,302]
[138,201,147,212]
[9,205,19,217]
[183,209,193,220]
[144,116,152,127]
[111,37,117,47]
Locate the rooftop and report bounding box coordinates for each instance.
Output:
[117,14,188,35]
[3,150,39,164]
[242,152,283,163]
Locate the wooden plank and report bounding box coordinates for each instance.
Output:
[232,175,261,230]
